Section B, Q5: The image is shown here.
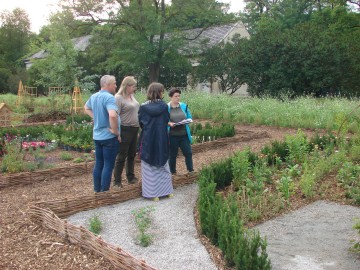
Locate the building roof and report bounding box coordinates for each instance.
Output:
[25,35,93,61]
[72,35,93,51]
[184,23,237,47]
[175,21,249,55]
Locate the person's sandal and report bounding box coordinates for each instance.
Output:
[168,194,174,198]
[152,197,159,202]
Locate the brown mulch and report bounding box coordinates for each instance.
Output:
[23,111,70,123]
[0,124,335,270]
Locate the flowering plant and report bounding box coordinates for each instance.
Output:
[0,134,17,156]
[22,141,47,150]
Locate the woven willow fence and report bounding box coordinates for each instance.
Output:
[0,161,94,189]
[0,129,269,189]
[28,173,198,269]
[191,130,269,154]
[28,206,155,270]
[2,120,66,128]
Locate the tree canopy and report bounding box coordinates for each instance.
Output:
[59,0,234,84]
[197,0,360,97]
[0,8,31,93]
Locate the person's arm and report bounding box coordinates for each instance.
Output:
[108,109,121,140]
[84,104,93,119]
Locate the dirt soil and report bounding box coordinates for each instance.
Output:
[0,124,357,269]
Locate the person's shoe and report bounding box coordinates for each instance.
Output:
[152,197,159,202]
[187,171,195,176]
[113,182,123,188]
[128,177,139,184]
[168,194,174,198]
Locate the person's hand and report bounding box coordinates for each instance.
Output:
[168,122,175,128]
[108,128,121,142]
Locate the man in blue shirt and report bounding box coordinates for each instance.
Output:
[84,75,121,192]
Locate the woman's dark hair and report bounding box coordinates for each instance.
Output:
[168,88,181,97]
[147,82,164,101]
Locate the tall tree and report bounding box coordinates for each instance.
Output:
[235,7,360,97]
[28,12,84,92]
[0,8,31,92]
[0,8,31,64]
[60,0,233,83]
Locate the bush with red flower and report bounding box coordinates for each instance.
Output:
[21,141,47,151]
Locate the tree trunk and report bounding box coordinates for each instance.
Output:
[149,62,160,83]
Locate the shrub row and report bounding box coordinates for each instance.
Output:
[191,122,235,143]
[197,131,359,268]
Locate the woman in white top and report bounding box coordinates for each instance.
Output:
[113,76,140,187]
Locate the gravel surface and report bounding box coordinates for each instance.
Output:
[68,183,217,270]
[68,186,360,270]
[255,201,360,270]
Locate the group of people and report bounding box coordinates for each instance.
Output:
[84,75,194,201]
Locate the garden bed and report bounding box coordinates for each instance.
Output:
[0,124,332,269]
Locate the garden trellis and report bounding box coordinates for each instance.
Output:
[71,85,84,114]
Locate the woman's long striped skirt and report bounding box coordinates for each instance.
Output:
[141,160,173,199]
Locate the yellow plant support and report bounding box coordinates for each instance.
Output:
[71,85,84,114]
[15,80,24,106]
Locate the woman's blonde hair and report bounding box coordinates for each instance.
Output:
[117,76,137,96]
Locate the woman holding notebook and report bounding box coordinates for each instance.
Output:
[167,88,194,175]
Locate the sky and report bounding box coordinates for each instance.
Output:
[1,0,246,33]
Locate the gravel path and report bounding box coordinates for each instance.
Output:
[68,183,217,270]
[68,186,360,270]
[256,201,360,270]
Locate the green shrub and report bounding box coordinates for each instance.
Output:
[277,175,294,201]
[337,162,360,204]
[66,114,92,125]
[198,171,271,269]
[132,206,155,247]
[232,151,250,191]
[88,215,102,235]
[192,122,235,143]
[1,140,26,173]
[200,157,233,190]
[349,145,360,162]
[60,152,73,161]
[261,140,288,166]
[309,132,337,151]
[73,157,84,163]
[351,219,360,253]
[285,130,309,165]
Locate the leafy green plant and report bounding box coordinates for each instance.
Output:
[83,153,94,162]
[285,130,309,165]
[60,152,73,161]
[351,219,360,253]
[277,175,294,201]
[260,140,288,166]
[349,145,360,162]
[337,162,360,204]
[285,164,302,178]
[132,206,155,247]
[232,151,250,191]
[1,140,26,173]
[73,157,84,163]
[88,215,102,235]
